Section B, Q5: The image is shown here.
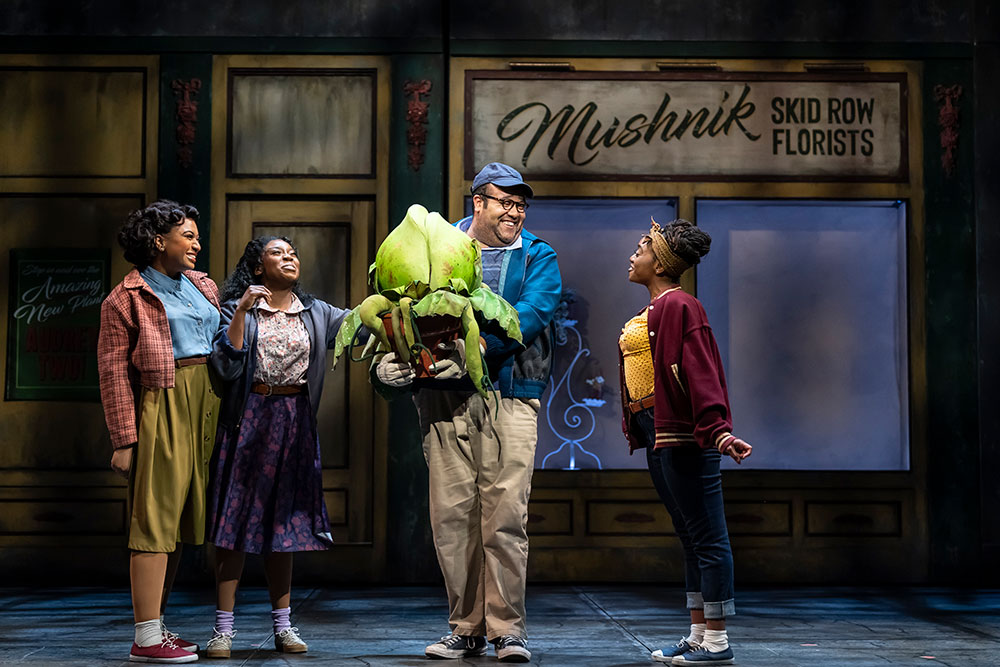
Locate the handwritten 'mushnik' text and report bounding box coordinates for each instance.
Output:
[497,85,760,167]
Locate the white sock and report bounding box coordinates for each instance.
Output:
[135,619,163,647]
[685,623,706,645]
[701,629,729,652]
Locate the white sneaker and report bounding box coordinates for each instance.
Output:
[205,628,236,659]
[274,627,308,653]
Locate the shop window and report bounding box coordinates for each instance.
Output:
[466,198,678,469]
[696,200,909,471]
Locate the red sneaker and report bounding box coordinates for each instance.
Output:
[161,623,199,653]
[129,639,199,663]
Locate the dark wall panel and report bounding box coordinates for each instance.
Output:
[923,58,979,582]
[0,0,443,38]
[450,0,972,43]
[385,53,447,583]
[975,1,1000,581]
[1,1,973,44]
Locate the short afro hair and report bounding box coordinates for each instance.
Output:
[117,200,199,269]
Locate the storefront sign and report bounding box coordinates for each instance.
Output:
[6,249,109,401]
[466,71,907,181]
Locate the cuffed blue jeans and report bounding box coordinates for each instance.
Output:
[634,408,736,619]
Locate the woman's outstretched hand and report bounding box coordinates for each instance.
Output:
[721,437,752,464]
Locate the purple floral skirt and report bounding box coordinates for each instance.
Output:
[207,391,332,554]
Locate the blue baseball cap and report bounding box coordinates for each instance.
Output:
[471,162,534,198]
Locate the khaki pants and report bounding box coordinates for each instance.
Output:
[413,389,540,641]
[129,364,220,552]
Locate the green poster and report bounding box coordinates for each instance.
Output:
[6,249,110,401]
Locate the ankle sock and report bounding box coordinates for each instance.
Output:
[686,623,706,645]
[215,609,235,635]
[701,628,729,652]
[271,606,291,633]
[135,619,163,647]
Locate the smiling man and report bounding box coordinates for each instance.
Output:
[431,162,561,662]
[375,162,562,662]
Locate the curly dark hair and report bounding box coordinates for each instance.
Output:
[662,218,711,270]
[117,200,199,269]
[221,236,309,303]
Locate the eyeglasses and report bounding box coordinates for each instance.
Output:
[478,193,529,213]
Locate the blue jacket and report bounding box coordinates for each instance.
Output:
[412,218,562,399]
[210,295,350,431]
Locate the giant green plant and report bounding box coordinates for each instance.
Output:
[334,204,521,396]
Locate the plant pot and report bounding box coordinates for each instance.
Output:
[381,313,462,378]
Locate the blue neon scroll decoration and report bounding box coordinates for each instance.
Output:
[540,291,606,470]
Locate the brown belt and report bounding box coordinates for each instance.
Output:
[628,394,655,414]
[175,356,208,368]
[250,383,305,396]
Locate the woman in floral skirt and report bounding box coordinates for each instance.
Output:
[204,236,350,658]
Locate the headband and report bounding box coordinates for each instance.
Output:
[647,217,690,278]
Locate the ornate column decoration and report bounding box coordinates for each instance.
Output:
[171,78,202,169]
[934,84,962,178]
[540,291,606,470]
[403,79,432,171]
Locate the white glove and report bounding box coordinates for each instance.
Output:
[375,352,415,387]
[429,339,467,380]
[429,339,488,380]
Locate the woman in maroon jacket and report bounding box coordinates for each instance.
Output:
[619,218,752,666]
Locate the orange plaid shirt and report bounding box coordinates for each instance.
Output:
[97,269,220,449]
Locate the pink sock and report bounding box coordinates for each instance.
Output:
[215,609,235,635]
[271,607,291,633]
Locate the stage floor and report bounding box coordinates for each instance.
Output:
[0,586,997,666]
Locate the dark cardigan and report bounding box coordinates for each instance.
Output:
[210,296,350,431]
[620,289,733,453]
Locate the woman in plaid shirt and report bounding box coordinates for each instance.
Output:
[98,200,221,664]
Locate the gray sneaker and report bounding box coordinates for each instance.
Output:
[425,633,487,659]
[651,638,698,663]
[495,635,531,663]
[672,645,734,665]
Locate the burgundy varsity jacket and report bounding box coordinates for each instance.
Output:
[620,288,733,453]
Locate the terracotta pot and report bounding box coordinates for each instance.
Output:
[381,313,462,377]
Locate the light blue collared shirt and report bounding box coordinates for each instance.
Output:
[140,266,219,359]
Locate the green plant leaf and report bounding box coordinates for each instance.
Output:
[333,306,364,364]
[469,285,522,343]
[425,211,482,293]
[378,281,429,300]
[410,290,470,319]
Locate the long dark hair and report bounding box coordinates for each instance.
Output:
[117,200,199,269]
[221,236,310,302]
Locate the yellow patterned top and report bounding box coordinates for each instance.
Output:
[620,308,654,402]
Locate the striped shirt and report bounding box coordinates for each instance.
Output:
[480,234,522,292]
